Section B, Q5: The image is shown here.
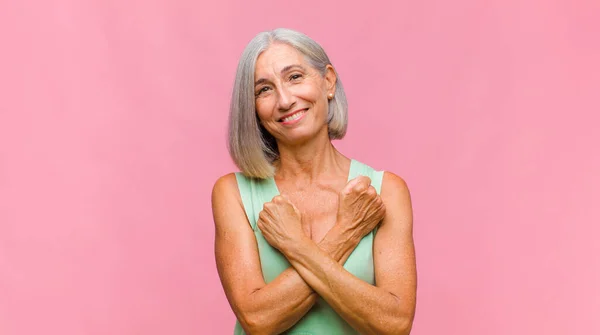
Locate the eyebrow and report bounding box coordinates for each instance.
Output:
[254,64,307,87]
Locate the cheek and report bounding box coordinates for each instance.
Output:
[302,87,328,113]
[294,82,324,99]
[255,99,273,120]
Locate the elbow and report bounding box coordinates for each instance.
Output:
[238,315,266,335]
[373,315,412,335]
[367,314,413,335]
[388,307,415,335]
[381,293,415,335]
[238,310,278,335]
[373,308,414,335]
[392,315,414,335]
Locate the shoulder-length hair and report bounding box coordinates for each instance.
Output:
[228,28,348,179]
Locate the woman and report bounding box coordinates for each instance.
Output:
[212,28,417,335]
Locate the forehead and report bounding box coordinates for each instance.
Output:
[255,43,307,76]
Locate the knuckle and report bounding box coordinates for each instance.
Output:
[359,176,372,184]
[264,201,275,210]
[342,186,353,196]
[353,182,368,192]
[258,211,266,220]
[273,195,286,204]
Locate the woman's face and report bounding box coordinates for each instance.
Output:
[253,43,336,146]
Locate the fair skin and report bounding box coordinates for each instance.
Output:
[213,43,417,334]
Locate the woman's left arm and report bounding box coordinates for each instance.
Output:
[282,172,417,335]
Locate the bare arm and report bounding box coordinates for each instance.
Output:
[212,173,363,334]
[280,172,417,335]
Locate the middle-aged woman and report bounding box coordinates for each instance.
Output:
[212,28,417,335]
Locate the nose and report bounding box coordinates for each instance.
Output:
[276,85,295,111]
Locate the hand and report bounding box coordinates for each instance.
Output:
[257,195,305,252]
[335,176,386,243]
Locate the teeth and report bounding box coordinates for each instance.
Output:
[282,111,305,122]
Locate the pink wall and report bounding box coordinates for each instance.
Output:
[1,0,598,334]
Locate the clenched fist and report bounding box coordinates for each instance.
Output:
[257,195,305,252]
[336,176,386,243]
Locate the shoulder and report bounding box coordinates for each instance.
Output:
[381,171,410,199]
[212,172,238,197]
[211,173,243,211]
[380,171,413,227]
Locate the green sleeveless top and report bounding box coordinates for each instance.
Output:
[233,159,384,335]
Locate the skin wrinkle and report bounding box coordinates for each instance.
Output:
[215,36,416,335]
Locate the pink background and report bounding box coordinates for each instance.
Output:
[1,0,599,334]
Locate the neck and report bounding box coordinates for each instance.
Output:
[274,130,349,183]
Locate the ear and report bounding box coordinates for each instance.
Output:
[324,64,337,95]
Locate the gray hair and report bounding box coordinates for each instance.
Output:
[228,28,348,179]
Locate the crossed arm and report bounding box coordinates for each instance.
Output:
[212,172,416,335]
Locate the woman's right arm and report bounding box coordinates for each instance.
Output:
[212,173,358,334]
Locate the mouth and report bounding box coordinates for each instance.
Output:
[278,108,308,123]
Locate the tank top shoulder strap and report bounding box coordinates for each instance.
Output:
[348,159,384,195]
[234,173,278,231]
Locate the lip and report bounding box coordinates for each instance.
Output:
[279,108,308,124]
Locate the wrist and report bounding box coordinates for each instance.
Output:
[318,223,359,262]
[280,234,313,258]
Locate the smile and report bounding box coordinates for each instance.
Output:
[279,109,308,124]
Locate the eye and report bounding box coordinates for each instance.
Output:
[289,73,303,81]
[255,86,271,96]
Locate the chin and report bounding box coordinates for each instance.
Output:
[285,127,327,145]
